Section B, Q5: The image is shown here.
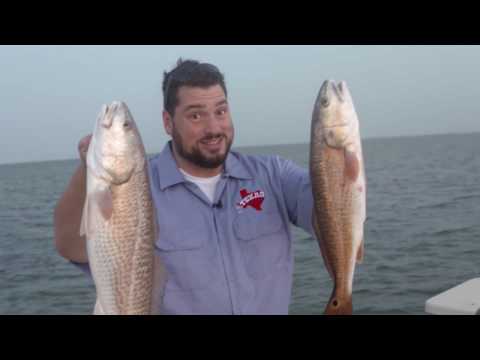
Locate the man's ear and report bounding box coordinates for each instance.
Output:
[163,110,173,136]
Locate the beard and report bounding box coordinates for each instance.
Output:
[171,125,233,169]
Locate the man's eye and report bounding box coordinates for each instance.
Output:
[190,113,201,120]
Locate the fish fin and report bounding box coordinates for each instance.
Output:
[93,299,106,315]
[344,149,360,182]
[324,294,353,315]
[80,192,101,237]
[80,186,112,237]
[92,187,113,221]
[356,238,364,264]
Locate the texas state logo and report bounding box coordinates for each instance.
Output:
[237,188,265,211]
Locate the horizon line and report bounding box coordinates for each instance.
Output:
[1,130,479,167]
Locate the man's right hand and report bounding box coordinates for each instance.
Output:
[78,134,92,166]
[54,134,92,263]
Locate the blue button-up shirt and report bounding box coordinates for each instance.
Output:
[73,141,315,314]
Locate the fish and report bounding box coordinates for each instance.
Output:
[80,101,166,315]
[309,80,366,315]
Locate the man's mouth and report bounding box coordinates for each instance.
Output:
[201,136,223,146]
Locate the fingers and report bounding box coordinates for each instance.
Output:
[79,134,92,148]
[78,134,92,163]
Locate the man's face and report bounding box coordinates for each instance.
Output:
[164,84,234,170]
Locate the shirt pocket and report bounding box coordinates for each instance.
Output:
[233,210,288,279]
[156,227,214,292]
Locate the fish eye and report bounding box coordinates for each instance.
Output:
[321,97,329,107]
[123,121,130,129]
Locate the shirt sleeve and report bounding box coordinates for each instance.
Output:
[275,156,315,237]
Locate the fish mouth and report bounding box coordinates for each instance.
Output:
[319,80,345,107]
[100,104,114,129]
[95,104,111,129]
[99,101,132,130]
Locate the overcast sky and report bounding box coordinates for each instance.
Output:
[1,45,480,165]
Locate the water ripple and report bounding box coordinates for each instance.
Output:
[3,136,480,314]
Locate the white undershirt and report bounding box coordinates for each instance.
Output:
[179,168,221,203]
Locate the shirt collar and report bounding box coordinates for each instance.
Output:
[154,142,186,190]
[153,141,253,191]
[224,149,253,181]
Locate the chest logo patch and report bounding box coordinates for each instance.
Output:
[237,188,265,211]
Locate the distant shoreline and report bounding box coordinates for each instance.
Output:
[1,131,480,167]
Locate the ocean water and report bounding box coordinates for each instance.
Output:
[1,133,480,315]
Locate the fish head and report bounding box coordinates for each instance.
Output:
[88,101,146,185]
[312,80,359,149]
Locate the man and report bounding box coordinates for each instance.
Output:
[54,58,316,314]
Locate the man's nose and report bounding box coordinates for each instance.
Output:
[204,113,222,133]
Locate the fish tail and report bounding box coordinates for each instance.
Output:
[93,299,106,315]
[324,291,353,315]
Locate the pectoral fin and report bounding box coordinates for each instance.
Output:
[93,187,113,221]
[344,149,360,182]
[79,186,113,238]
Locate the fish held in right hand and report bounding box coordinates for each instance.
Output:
[309,80,366,315]
[80,101,167,315]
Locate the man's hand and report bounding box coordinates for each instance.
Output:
[54,134,92,263]
[78,134,92,166]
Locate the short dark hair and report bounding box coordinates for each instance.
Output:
[162,58,228,116]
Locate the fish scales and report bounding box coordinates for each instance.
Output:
[311,147,355,291]
[310,80,366,315]
[82,101,165,315]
